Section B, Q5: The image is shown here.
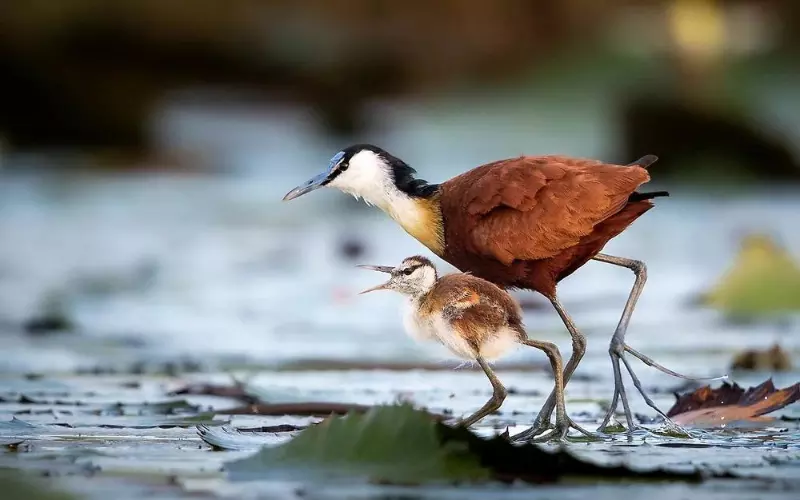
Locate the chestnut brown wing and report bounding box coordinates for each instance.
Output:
[441,156,651,266]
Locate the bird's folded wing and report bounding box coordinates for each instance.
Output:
[444,156,651,265]
[440,288,481,319]
[435,277,514,329]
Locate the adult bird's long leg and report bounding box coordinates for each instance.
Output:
[511,296,593,441]
[459,356,508,428]
[592,253,701,433]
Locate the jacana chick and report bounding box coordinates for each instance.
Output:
[358,255,581,440]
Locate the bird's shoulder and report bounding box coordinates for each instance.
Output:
[439,155,652,265]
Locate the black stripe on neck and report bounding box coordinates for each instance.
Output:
[392,163,440,198]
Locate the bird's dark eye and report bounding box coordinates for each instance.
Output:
[401,268,414,276]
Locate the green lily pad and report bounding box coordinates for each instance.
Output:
[225,403,711,485]
[226,403,487,485]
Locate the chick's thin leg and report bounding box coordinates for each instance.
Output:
[524,339,592,441]
[458,356,507,428]
[511,295,592,441]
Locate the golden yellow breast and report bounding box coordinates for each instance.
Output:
[389,197,445,256]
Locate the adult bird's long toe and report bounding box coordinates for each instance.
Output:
[283,145,706,438]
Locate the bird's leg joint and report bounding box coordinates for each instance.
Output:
[630,260,647,279]
[571,335,586,355]
[608,338,625,357]
[494,384,508,402]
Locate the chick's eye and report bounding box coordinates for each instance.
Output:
[401,268,414,276]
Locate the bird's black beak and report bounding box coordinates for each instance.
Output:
[356,264,395,294]
[282,171,329,201]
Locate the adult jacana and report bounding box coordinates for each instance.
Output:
[358,255,582,440]
[283,145,689,438]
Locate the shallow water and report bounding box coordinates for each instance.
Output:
[1,155,799,497]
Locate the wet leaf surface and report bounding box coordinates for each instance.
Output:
[217,402,389,417]
[198,424,297,451]
[167,383,258,404]
[2,437,26,447]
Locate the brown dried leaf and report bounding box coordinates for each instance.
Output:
[667,379,800,427]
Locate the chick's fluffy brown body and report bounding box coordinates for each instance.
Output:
[414,273,526,359]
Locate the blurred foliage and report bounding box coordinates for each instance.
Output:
[0,470,78,500]
[731,344,792,372]
[701,234,800,316]
[0,0,612,149]
[1,0,799,179]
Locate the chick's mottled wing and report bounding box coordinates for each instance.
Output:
[440,156,651,266]
[428,275,521,344]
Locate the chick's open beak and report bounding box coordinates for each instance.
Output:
[358,282,390,294]
[356,264,395,294]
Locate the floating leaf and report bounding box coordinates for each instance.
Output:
[0,417,41,440]
[226,403,711,485]
[667,379,800,428]
[216,401,378,417]
[226,403,487,484]
[198,424,296,451]
[700,234,800,316]
[1,437,25,447]
[4,395,199,416]
[1,415,223,429]
[168,383,258,404]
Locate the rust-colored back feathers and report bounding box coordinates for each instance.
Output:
[439,155,664,297]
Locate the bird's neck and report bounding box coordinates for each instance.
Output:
[405,286,434,306]
[378,192,445,257]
